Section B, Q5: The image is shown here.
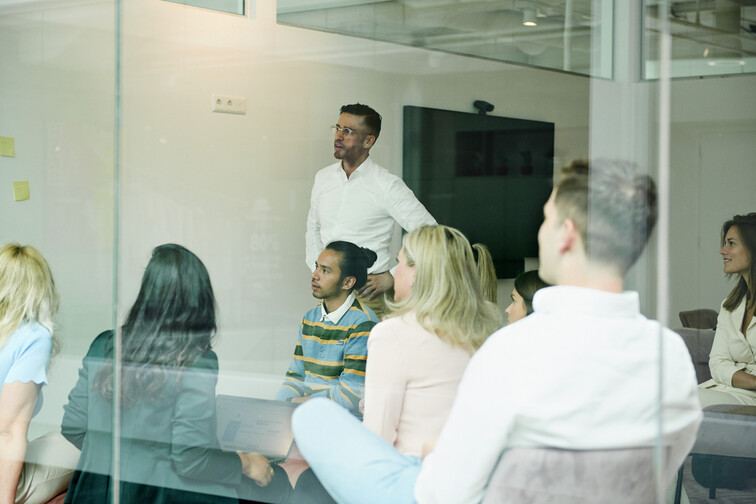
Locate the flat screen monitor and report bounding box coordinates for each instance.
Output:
[403,105,554,278]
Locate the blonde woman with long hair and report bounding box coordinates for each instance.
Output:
[0,244,73,504]
[362,225,502,456]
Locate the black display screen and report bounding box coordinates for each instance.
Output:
[403,105,554,278]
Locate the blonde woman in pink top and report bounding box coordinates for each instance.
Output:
[362,225,502,456]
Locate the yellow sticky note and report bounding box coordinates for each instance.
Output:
[13,181,30,201]
[0,136,15,157]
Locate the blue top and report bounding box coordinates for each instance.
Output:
[0,321,52,416]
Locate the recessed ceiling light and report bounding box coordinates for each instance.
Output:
[523,9,537,27]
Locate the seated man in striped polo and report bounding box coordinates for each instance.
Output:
[276,241,380,416]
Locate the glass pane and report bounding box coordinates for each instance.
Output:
[163,0,246,16]
[277,0,614,78]
[643,0,756,78]
[0,0,117,498]
[4,0,755,502]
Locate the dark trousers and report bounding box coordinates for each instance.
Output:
[291,469,336,504]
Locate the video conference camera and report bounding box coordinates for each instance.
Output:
[473,100,494,116]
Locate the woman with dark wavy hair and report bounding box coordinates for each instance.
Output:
[698,213,756,407]
[62,244,291,503]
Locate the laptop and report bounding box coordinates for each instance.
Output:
[216,394,299,463]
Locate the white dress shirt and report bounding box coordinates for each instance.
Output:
[306,157,436,274]
[414,286,702,504]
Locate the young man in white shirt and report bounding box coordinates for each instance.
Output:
[293,160,702,504]
[305,104,436,312]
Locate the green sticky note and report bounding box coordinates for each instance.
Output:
[0,136,15,157]
[13,181,29,201]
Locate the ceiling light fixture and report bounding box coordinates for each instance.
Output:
[707,59,745,67]
[523,8,537,27]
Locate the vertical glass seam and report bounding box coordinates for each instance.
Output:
[112,0,122,502]
[654,1,673,502]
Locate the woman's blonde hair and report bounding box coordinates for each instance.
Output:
[0,244,60,353]
[472,243,497,304]
[387,225,502,353]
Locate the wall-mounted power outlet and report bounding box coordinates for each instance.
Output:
[211,94,246,115]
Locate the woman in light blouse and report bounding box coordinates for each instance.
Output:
[698,212,756,407]
[361,225,502,456]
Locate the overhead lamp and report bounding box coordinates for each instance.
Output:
[523,8,537,27]
[707,60,745,67]
[702,46,745,67]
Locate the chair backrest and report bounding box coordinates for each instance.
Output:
[482,424,699,504]
[679,309,718,329]
[482,447,659,504]
[673,327,716,383]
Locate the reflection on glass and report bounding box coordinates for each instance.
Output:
[643,0,756,78]
[277,0,613,78]
[163,0,245,16]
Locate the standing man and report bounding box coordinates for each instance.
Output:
[292,160,703,504]
[306,103,436,314]
[277,241,379,416]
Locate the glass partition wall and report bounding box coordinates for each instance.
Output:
[0,0,117,446]
[2,0,754,502]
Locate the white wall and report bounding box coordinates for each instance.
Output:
[668,75,756,321]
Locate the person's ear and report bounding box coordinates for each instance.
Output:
[364,134,376,149]
[342,276,356,291]
[560,218,579,254]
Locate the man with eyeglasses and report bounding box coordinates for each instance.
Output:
[306,103,436,315]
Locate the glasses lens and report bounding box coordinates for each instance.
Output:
[331,125,356,136]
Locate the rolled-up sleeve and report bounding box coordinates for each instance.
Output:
[383,177,436,234]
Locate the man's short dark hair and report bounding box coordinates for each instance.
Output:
[554,159,658,274]
[340,103,382,139]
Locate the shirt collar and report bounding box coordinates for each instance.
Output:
[336,156,374,180]
[533,286,640,318]
[321,291,357,324]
